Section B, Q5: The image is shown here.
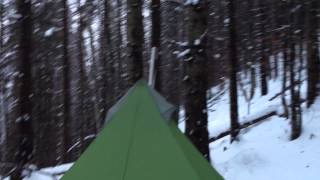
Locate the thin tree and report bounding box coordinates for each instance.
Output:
[289,0,302,140]
[76,0,96,152]
[306,0,319,107]
[62,0,72,162]
[88,23,99,134]
[0,0,5,164]
[98,0,114,127]
[158,0,181,122]
[0,0,3,54]
[227,0,240,142]
[127,0,144,86]
[258,0,268,96]
[115,0,124,97]
[282,31,289,119]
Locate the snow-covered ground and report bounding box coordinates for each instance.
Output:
[210,77,320,180]
[2,164,73,180]
[4,75,320,180]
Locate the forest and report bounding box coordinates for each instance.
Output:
[0,0,319,179]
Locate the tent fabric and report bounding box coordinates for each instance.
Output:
[147,86,177,120]
[62,80,224,180]
[104,83,137,125]
[105,81,176,124]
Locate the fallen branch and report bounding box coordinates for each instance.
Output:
[209,111,277,143]
[269,80,304,101]
[269,86,291,101]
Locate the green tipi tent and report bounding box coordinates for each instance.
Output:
[62,80,224,180]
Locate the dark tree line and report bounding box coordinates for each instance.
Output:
[0,0,319,179]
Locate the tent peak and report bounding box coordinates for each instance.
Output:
[105,78,177,125]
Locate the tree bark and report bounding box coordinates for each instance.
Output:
[306,0,319,107]
[97,0,114,128]
[76,0,96,153]
[289,0,302,140]
[183,0,210,161]
[11,0,33,179]
[227,0,240,142]
[115,0,124,98]
[258,1,268,96]
[158,1,181,122]
[62,0,72,162]
[127,0,144,86]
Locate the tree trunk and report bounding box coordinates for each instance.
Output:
[259,1,268,96]
[127,0,144,86]
[76,0,96,153]
[11,0,33,179]
[306,0,319,107]
[115,0,124,98]
[281,36,289,119]
[88,25,99,135]
[97,0,116,128]
[183,0,210,161]
[227,0,240,142]
[0,0,3,53]
[289,0,302,140]
[62,0,72,162]
[158,1,181,122]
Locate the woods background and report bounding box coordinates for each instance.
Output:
[0,0,319,179]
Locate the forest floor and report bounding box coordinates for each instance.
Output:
[6,76,320,180]
[208,77,320,180]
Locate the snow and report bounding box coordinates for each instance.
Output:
[1,164,72,180]
[194,39,201,45]
[184,0,199,6]
[5,82,13,89]
[143,9,150,18]
[224,18,230,24]
[26,164,72,180]
[177,49,190,58]
[211,111,320,180]
[214,54,221,59]
[207,75,305,138]
[211,105,320,180]
[209,75,320,180]
[44,27,56,37]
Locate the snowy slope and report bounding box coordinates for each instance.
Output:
[211,110,320,180]
[209,78,320,180]
[4,164,73,180]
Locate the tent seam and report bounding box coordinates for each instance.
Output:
[121,86,142,180]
